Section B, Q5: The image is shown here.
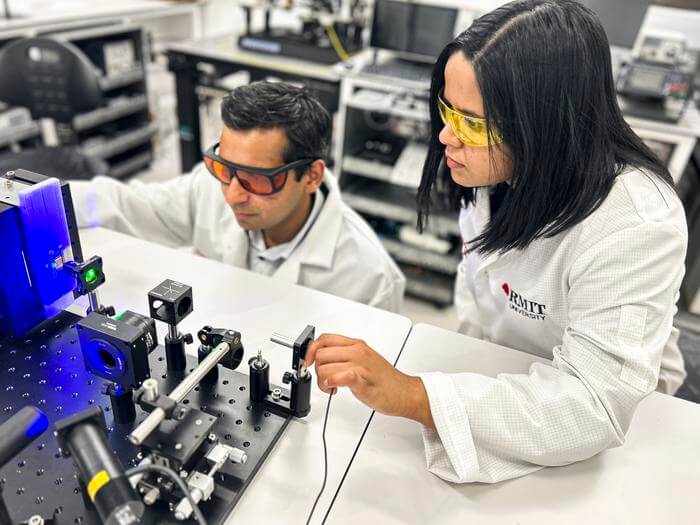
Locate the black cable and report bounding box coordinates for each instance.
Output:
[305,392,334,525]
[322,327,414,524]
[126,463,208,525]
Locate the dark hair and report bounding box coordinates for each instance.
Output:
[417,0,673,254]
[221,81,331,165]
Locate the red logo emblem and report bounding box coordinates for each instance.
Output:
[502,283,510,296]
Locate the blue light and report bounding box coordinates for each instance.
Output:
[25,408,49,439]
[83,338,127,381]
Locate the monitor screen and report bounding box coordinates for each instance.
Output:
[370,0,457,60]
[578,0,654,48]
[628,67,667,89]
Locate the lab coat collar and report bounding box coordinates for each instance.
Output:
[272,169,344,283]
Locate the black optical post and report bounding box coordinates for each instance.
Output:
[148,279,194,373]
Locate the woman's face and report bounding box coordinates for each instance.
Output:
[440,52,512,188]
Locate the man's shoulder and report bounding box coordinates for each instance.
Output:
[335,204,402,274]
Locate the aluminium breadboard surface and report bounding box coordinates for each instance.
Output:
[0,311,291,525]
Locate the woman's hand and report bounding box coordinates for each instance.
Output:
[305,334,435,429]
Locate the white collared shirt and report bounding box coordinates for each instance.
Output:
[246,189,325,276]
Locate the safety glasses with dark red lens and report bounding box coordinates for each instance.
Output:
[203,142,315,196]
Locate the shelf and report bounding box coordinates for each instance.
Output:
[342,141,426,189]
[73,95,149,132]
[108,150,153,179]
[99,68,145,91]
[82,122,158,159]
[0,121,41,148]
[342,180,460,237]
[342,156,393,183]
[345,89,430,122]
[381,237,458,275]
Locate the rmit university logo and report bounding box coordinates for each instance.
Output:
[502,283,546,321]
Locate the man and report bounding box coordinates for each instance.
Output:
[71,81,405,312]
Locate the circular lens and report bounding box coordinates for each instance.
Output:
[177,297,191,317]
[85,339,126,380]
[99,347,117,369]
[84,268,98,284]
[120,311,157,352]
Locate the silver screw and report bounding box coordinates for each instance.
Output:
[272,388,282,401]
[142,378,159,402]
[174,443,183,450]
[208,433,217,443]
[5,170,15,179]
[195,419,202,426]
[179,470,188,479]
[143,487,160,506]
[28,516,44,525]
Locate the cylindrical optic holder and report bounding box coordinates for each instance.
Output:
[0,406,49,525]
[54,408,144,525]
[284,370,312,418]
[249,355,270,402]
[0,406,48,467]
[103,383,136,424]
[165,325,188,372]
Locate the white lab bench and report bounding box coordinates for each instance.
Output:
[326,323,700,525]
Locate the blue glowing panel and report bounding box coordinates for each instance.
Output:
[0,204,45,336]
[17,178,76,320]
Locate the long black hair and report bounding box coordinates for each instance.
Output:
[417,0,673,254]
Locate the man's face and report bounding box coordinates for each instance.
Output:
[218,126,310,232]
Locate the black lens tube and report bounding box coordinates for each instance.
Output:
[61,418,144,525]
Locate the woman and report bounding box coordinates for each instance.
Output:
[305,0,688,483]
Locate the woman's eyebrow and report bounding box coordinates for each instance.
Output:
[444,92,484,118]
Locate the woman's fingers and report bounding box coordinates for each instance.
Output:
[305,333,360,366]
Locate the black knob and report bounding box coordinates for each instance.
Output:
[184,333,194,345]
[283,371,294,384]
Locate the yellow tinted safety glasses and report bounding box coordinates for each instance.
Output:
[437,90,502,147]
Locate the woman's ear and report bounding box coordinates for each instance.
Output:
[302,159,326,193]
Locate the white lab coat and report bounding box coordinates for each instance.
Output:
[419,169,688,483]
[70,164,405,312]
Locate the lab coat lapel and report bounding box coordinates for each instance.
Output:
[221,227,249,268]
[273,171,344,284]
